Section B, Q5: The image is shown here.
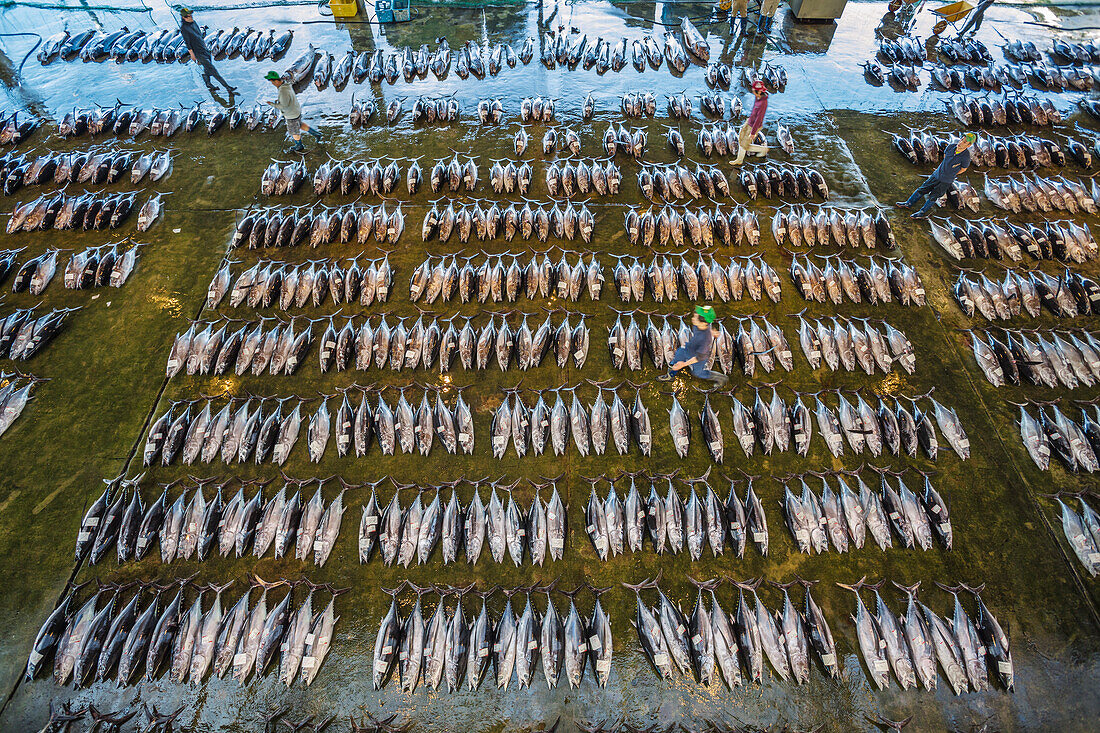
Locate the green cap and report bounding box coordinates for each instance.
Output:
[695,305,716,324]
[265,71,281,81]
[963,132,977,144]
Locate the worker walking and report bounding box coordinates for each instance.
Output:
[958,0,995,35]
[759,0,782,35]
[657,306,729,389]
[896,132,974,219]
[265,71,323,153]
[732,80,769,165]
[179,8,235,95]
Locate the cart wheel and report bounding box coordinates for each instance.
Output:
[932,20,948,35]
[888,0,902,11]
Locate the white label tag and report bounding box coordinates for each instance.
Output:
[873,659,888,672]
[997,661,1012,673]
[302,657,316,669]
[596,659,611,672]
[234,653,247,665]
[528,640,538,650]
[85,517,100,528]
[588,635,601,650]
[753,532,766,542]
[821,653,835,665]
[654,653,669,665]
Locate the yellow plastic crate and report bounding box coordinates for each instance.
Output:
[932,1,974,23]
[329,0,359,18]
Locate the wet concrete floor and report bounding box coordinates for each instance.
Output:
[0,0,1097,730]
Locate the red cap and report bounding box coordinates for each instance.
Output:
[752,80,768,94]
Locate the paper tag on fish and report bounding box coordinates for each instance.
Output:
[596,659,611,673]
[399,650,408,661]
[314,540,324,552]
[692,634,703,646]
[528,640,538,650]
[549,538,564,550]
[878,639,887,650]
[168,358,179,370]
[940,523,951,534]
[677,624,686,635]
[753,532,766,542]
[1089,552,1100,563]
[77,531,91,543]
[653,653,669,666]
[930,505,941,514]
[365,516,378,528]
[382,645,392,656]
[889,512,900,521]
[479,647,489,657]
[493,643,502,653]
[873,659,888,672]
[234,653,247,665]
[997,661,1012,674]
[85,517,100,528]
[588,635,601,650]
[302,657,315,669]
[821,653,835,666]
[136,537,147,549]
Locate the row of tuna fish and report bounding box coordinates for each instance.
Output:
[983,173,1099,214]
[1050,37,1100,64]
[625,576,835,686]
[177,311,590,377]
[1017,402,1100,473]
[63,243,144,290]
[666,386,966,461]
[208,255,392,311]
[929,61,1096,93]
[613,310,914,377]
[929,217,1095,263]
[234,204,404,249]
[583,472,768,558]
[791,312,917,375]
[373,580,611,693]
[942,179,983,212]
[36,26,293,65]
[936,36,992,65]
[945,94,1062,127]
[0,112,39,146]
[145,386,475,464]
[789,254,927,307]
[612,254,778,304]
[360,479,568,566]
[968,327,1100,389]
[0,372,40,437]
[0,146,169,196]
[624,205,762,248]
[639,163,829,204]
[1050,493,1100,576]
[839,578,1013,694]
[6,191,162,232]
[953,267,1100,320]
[411,250,599,305]
[420,198,595,244]
[7,247,59,295]
[491,383,652,458]
[543,158,622,197]
[541,19,709,75]
[0,306,77,360]
[893,129,1095,169]
[773,206,895,249]
[860,61,921,90]
[779,470,952,555]
[28,576,338,688]
[77,474,347,566]
[58,101,280,139]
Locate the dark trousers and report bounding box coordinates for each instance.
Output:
[905,174,952,215]
[198,56,232,90]
[958,6,988,35]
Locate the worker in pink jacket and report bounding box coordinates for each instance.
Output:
[732,80,769,165]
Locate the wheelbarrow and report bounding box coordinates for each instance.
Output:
[929,0,974,36]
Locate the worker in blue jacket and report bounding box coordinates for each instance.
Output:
[657,306,729,389]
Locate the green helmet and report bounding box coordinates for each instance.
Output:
[695,305,716,324]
